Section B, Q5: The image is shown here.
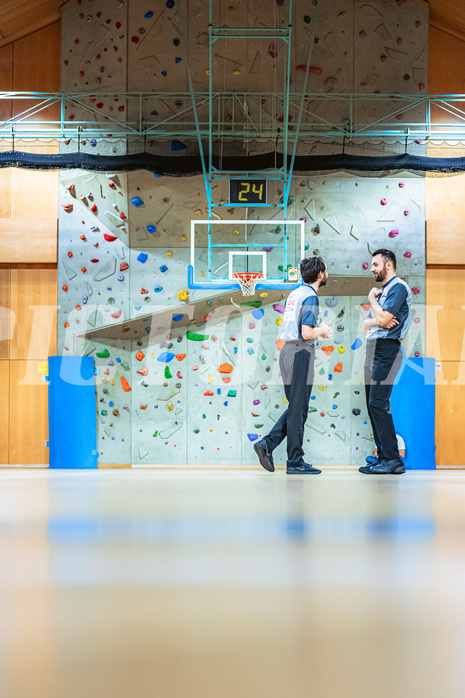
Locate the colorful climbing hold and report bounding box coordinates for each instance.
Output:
[137,253,148,263]
[227,390,237,397]
[351,338,363,350]
[120,377,131,392]
[131,197,144,206]
[158,352,175,362]
[334,363,343,373]
[321,346,335,356]
[186,332,209,341]
[177,289,189,302]
[165,366,172,379]
[135,350,145,362]
[218,363,233,374]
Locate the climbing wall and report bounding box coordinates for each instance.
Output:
[58,0,428,467]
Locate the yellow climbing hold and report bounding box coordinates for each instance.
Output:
[234,229,240,235]
[166,402,174,411]
[151,353,155,359]
[208,374,214,384]
[275,318,283,326]
[338,346,345,354]
[318,385,328,391]
[177,288,190,302]
[199,270,205,277]
[111,379,115,386]
[283,397,289,404]
[260,292,268,298]
[233,69,241,75]
[194,209,202,216]
[166,251,173,259]
[181,235,187,241]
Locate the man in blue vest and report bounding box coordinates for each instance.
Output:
[254,257,332,474]
[359,248,412,475]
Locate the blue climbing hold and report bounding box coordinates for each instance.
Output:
[171,140,186,151]
[151,110,158,116]
[216,389,221,395]
[224,401,228,406]
[109,401,114,407]
[172,314,184,321]
[131,197,144,207]
[173,38,180,46]
[157,352,175,363]
[311,395,315,400]
[116,357,121,363]
[166,0,174,7]
[252,308,265,320]
[332,404,337,409]
[247,348,254,355]
[351,338,363,350]
[247,433,259,442]
[175,57,182,64]
[144,10,153,18]
[117,274,124,281]
[234,347,238,354]
[91,139,97,147]
[154,286,163,293]
[161,71,167,77]
[147,225,156,233]
[159,265,168,273]
[154,173,162,177]
[328,374,332,380]
[134,306,141,310]
[137,253,148,263]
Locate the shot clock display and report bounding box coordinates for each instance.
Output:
[229,179,267,205]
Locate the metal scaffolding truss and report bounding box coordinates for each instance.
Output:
[2,92,465,142]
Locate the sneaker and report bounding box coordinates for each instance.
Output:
[365,455,379,465]
[361,457,406,475]
[254,439,274,472]
[359,456,381,474]
[286,462,322,475]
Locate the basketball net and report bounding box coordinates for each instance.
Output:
[232,272,265,296]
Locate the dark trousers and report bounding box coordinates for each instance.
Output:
[265,341,315,467]
[364,339,403,462]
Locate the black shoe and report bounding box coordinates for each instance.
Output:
[359,457,381,473]
[361,457,406,475]
[254,439,274,472]
[286,462,322,475]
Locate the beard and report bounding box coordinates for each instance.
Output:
[319,273,328,287]
[373,264,387,283]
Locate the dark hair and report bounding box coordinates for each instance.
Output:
[372,248,397,270]
[300,256,326,284]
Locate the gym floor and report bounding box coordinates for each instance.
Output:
[0,468,464,698]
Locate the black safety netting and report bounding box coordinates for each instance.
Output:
[1,138,465,176]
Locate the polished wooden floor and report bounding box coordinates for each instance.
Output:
[0,468,464,698]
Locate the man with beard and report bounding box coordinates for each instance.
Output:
[254,257,332,475]
[359,248,412,475]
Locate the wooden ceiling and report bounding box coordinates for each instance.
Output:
[0,0,62,49]
[429,0,465,40]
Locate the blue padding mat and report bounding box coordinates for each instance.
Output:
[47,356,98,469]
[391,354,436,470]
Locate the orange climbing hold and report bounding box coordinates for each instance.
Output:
[140,404,147,410]
[64,322,70,328]
[135,350,145,361]
[334,362,343,373]
[222,377,231,384]
[218,363,233,374]
[175,354,186,361]
[204,390,214,396]
[62,285,68,292]
[137,367,148,376]
[120,376,131,392]
[321,346,335,356]
[360,303,371,311]
[61,204,73,213]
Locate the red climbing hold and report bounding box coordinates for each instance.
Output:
[296,65,322,74]
[90,204,98,213]
[204,390,214,396]
[141,288,148,295]
[104,234,117,242]
[90,258,99,263]
[62,285,68,292]
[119,212,126,219]
[120,262,129,271]
[109,182,116,189]
[67,251,73,258]
[81,267,87,273]
[111,309,122,319]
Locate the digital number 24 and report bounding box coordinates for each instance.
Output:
[238,182,263,201]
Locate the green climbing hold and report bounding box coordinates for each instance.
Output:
[330,423,336,429]
[246,337,254,343]
[319,368,325,375]
[239,301,262,308]
[304,243,310,250]
[165,366,172,379]
[186,332,209,341]
[254,423,264,429]
[153,431,158,437]
[96,349,110,358]
[333,392,340,398]
[227,390,237,397]
[308,407,317,413]
[202,414,206,419]
[278,264,293,272]
[101,409,108,415]
[261,354,267,360]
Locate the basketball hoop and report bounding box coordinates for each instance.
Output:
[232,272,265,296]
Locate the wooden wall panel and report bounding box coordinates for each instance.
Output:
[0,361,9,464]
[9,360,49,464]
[429,27,465,94]
[435,364,465,466]
[427,220,465,265]
[10,170,58,219]
[0,218,57,263]
[9,267,57,361]
[0,43,12,122]
[426,174,465,221]
[0,266,11,360]
[426,268,465,361]
[0,169,11,218]
[12,23,61,121]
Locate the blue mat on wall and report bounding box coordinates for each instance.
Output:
[391,354,436,470]
[47,356,98,469]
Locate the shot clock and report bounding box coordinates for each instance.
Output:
[229,179,267,205]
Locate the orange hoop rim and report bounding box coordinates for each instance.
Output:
[232,272,265,285]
